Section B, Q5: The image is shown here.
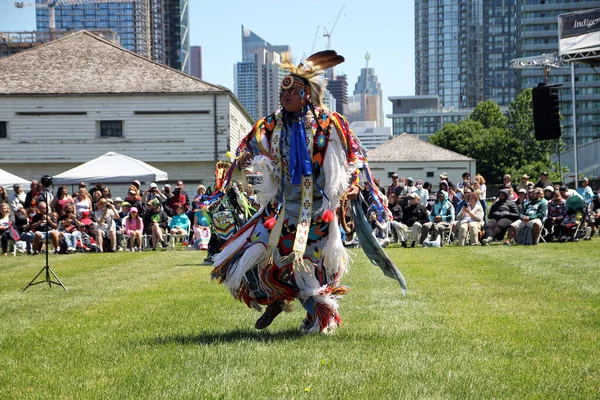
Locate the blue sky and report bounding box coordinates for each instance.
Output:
[0,0,415,123]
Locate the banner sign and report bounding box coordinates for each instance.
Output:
[559,8,600,39]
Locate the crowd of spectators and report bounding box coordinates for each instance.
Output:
[0,179,203,256]
[356,171,600,249]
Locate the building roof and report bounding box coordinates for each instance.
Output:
[0,30,228,95]
[367,133,475,162]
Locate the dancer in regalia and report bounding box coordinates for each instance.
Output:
[211,51,405,334]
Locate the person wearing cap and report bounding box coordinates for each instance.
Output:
[168,185,187,216]
[132,180,141,190]
[143,198,169,250]
[123,206,144,251]
[516,188,529,212]
[9,183,26,214]
[405,177,415,195]
[401,192,429,247]
[517,174,530,192]
[504,187,547,245]
[534,171,552,189]
[542,185,554,202]
[143,182,167,205]
[413,179,429,207]
[439,172,455,191]
[577,177,594,205]
[387,174,400,197]
[420,190,455,246]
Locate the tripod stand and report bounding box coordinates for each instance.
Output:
[23,187,67,291]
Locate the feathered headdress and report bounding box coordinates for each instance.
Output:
[279,50,345,107]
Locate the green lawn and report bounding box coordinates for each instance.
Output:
[1,240,599,399]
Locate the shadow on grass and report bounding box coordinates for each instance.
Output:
[149,328,304,346]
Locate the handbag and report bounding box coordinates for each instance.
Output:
[8,222,20,241]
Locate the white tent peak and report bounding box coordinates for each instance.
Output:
[0,168,31,189]
[53,152,168,185]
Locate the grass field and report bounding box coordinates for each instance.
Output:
[1,239,599,399]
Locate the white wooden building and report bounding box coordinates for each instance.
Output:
[367,133,476,190]
[0,31,253,189]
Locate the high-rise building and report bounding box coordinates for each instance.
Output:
[234,26,290,121]
[33,0,190,73]
[515,0,600,148]
[353,56,384,126]
[190,45,202,79]
[482,0,516,107]
[327,74,349,115]
[415,0,483,109]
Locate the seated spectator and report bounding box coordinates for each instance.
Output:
[517,174,530,192]
[143,182,167,205]
[534,171,553,189]
[74,188,92,218]
[143,198,169,250]
[50,185,74,217]
[30,202,60,255]
[455,191,484,246]
[420,190,455,246]
[89,182,104,200]
[542,186,554,202]
[102,186,113,201]
[13,204,33,254]
[505,187,547,245]
[123,207,144,251]
[387,194,406,246]
[79,212,98,252]
[0,186,8,205]
[515,188,528,212]
[482,189,520,244]
[369,210,390,248]
[94,198,118,252]
[559,211,579,241]
[405,177,415,195]
[413,180,429,207]
[9,184,26,214]
[373,178,386,195]
[57,204,82,253]
[457,172,471,192]
[588,187,600,237]
[401,192,429,248]
[544,190,566,241]
[91,190,103,211]
[124,185,144,213]
[169,203,190,237]
[24,180,40,212]
[503,174,517,193]
[193,203,211,250]
[0,203,12,256]
[387,174,400,197]
[194,185,207,203]
[393,177,408,198]
[168,186,187,216]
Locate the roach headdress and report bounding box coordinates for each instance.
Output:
[279,50,345,108]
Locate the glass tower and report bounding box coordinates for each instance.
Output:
[415,0,483,109]
[516,0,600,148]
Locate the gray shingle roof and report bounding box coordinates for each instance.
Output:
[0,30,227,95]
[367,133,475,162]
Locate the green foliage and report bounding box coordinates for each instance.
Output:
[431,90,561,184]
[1,244,599,398]
[469,99,508,129]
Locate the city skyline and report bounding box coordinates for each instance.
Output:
[1,0,416,126]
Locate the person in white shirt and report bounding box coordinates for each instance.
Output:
[456,191,484,246]
[9,184,26,214]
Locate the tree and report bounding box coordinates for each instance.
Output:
[469,100,507,129]
[430,93,559,184]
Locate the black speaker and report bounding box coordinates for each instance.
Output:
[532,84,562,141]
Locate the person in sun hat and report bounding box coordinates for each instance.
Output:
[211,50,406,335]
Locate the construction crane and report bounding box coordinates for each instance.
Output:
[15,0,137,36]
[311,25,320,54]
[323,5,345,50]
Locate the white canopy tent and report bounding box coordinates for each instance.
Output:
[53,152,168,185]
[0,168,31,190]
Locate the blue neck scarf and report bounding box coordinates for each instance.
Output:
[287,109,312,185]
